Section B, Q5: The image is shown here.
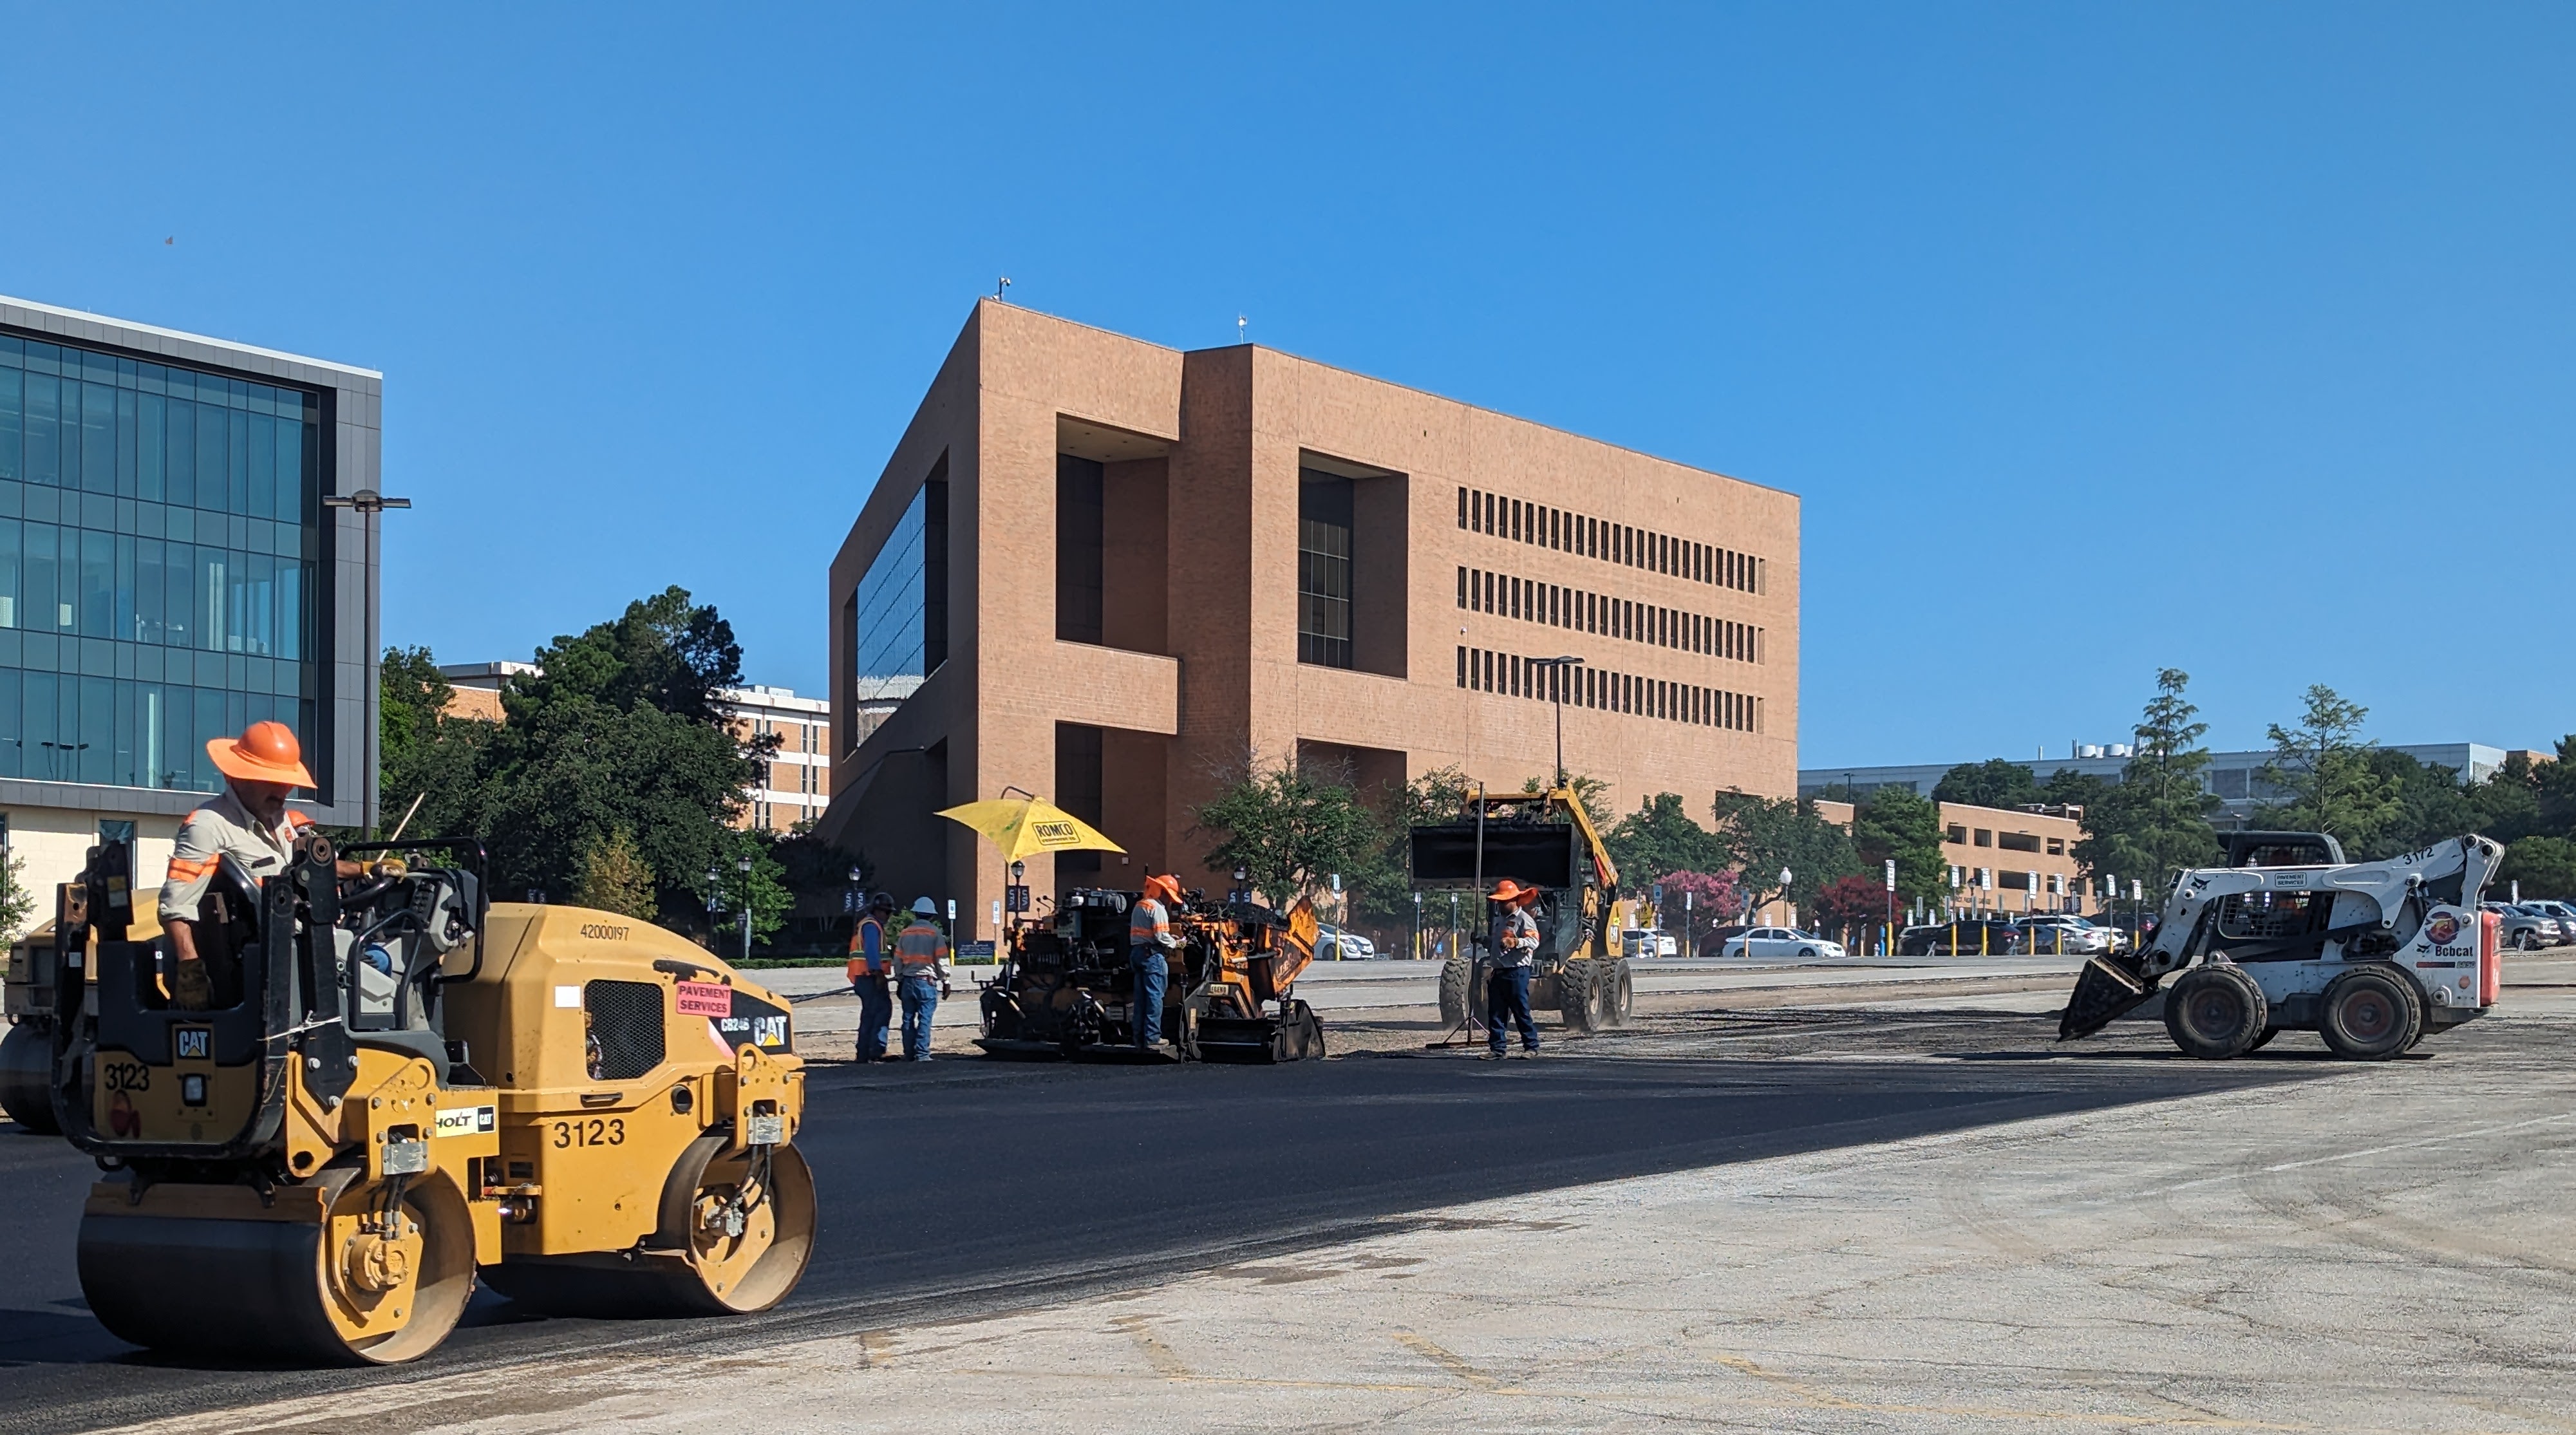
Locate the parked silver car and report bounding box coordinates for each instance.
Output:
[2483,901,2557,952]
[2011,914,2117,956]
[2520,899,2576,944]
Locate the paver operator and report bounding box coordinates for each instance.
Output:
[1485,878,1543,1059]
[1129,874,1185,1051]
[845,891,898,1062]
[160,722,354,1011]
[894,897,950,1061]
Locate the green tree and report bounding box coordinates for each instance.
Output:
[1349,765,1480,926]
[2357,751,2479,860]
[2257,684,2400,852]
[1710,791,1861,914]
[1192,755,1383,908]
[2077,669,2220,894]
[1852,786,1948,909]
[383,589,772,942]
[0,850,35,946]
[574,825,659,921]
[1932,758,2041,810]
[2501,836,2576,901]
[2523,739,2576,839]
[1604,793,1724,886]
[379,646,491,840]
[703,829,795,948]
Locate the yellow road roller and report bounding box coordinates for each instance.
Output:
[43,834,814,1365]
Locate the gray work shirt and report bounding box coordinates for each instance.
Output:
[1495,906,1541,968]
[159,789,310,923]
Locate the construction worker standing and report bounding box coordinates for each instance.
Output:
[1484,879,1543,1059]
[894,897,949,1061]
[845,892,898,1062]
[161,722,346,1011]
[1129,874,1185,1051]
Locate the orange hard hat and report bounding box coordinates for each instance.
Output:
[1142,873,1184,905]
[207,720,315,789]
[1489,879,1539,904]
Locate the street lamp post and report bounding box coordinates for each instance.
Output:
[736,852,755,962]
[1778,866,1792,928]
[320,488,413,832]
[704,865,722,952]
[1528,655,1584,787]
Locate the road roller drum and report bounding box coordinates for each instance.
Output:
[41,836,814,1365]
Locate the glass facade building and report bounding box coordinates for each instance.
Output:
[0,333,321,794]
[845,474,947,724]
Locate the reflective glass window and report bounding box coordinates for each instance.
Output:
[0,330,324,793]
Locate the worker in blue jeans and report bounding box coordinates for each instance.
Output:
[1129,874,1184,1050]
[894,897,949,1061]
[1484,878,1543,1058]
[845,892,897,1062]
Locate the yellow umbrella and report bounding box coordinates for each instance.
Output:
[935,796,1125,861]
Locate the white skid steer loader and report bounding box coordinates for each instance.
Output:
[2060,834,2505,1060]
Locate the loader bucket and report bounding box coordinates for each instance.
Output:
[2059,955,2155,1041]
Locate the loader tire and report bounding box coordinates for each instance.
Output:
[1438,956,1474,1029]
[2163,964,2268,1060]
[1558,961,1600,1033]
[2248,1026,2280,1053]
[1597,959,1634,1029]
[2318,967,2421,1062]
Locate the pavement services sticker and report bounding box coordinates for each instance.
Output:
[675,980,732,1017]
[435,1105,498,1137]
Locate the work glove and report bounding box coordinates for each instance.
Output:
[171,957,212,1012]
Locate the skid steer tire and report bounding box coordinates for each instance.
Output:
[2318,967,2421,1061]
[1558,961,1600,1033]
[2163,964,2268,1060]
[2248,1026,2280,1053]
[1438,956,1474,1029]
[1597,959,1634,1029]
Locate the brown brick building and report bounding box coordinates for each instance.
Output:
[818,301,1800,942]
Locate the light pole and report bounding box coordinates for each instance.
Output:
[1411,890,1422,961]
[1529,655,1584,787]
[1778,866,1792,928]
[736,852,754,961]
[704,864,723,952]
[321,487,413,831]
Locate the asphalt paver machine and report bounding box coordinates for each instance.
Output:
[978,887,1324,1063]
[40,834,816,1364]
[2061,832,2505,1060]
[1415,787,1634,1034]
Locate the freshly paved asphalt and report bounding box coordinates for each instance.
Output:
[0,1032,2311,1432]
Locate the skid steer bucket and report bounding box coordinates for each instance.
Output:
[2060,954,2155,1040]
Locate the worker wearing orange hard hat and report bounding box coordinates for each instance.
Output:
[1128,874,1186,1053]
[1483,877,1545,1060]
[158,722,324,1011]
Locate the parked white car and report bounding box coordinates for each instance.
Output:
[2011,914,2118,956]
[1622,928,1680,958]
[1316,925,1378,961]
[1719,927,1847,961]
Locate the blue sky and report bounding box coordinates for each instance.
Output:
[3,5,2568,766]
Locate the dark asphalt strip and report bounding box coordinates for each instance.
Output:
[0,1052,2311,1434]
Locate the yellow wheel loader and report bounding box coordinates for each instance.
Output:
[38,834,813,1365]
[1415,788,1635,1034]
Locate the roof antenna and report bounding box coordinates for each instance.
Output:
[996,276,1011,303]
[1237,314,1247,342]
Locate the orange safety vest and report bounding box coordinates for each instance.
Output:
[845,916,891,982]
